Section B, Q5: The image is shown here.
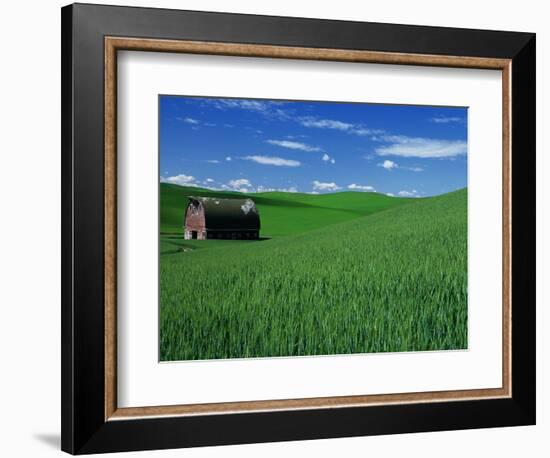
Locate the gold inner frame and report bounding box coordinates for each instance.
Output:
[104,37,512,421]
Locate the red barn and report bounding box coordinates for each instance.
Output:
[183,196,261,240]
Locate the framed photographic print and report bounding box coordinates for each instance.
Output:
[61,3,536,454]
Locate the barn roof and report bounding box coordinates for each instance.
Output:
[188,196,261,230]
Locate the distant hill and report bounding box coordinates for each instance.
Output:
[160,182,413,236]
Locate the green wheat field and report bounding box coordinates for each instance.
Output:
[159,183,468,361]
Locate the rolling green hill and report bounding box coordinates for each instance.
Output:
[160,182,411,237]
[159,185,467,361]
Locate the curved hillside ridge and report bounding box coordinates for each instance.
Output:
[175,188,467,257]
[161,183,448,236]
[161,182,409,205]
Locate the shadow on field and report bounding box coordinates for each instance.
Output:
[160,234,271,256]
[161,233,271,242]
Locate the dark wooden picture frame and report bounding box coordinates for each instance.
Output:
[61,3,536,454]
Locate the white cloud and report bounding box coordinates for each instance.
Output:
[205,99,290,120]
[225,156,232,161]
[205,178,214,183]
[348,184,375,192]
[321,153,336,164]
[312,180,341,191]
[206,159,220,164]
[160,174,198,187]
[300,117,353,131]
[286,134,308,139]
[431,116,464,124]
[398,190,420,197]
[228,178,252,188]
[375,135,467,158]
[299,117,384,136]
[241,155,301,167]
[266,139,321,152]
[179,117,199,124]
[353,128,383,136]
[378,159,398,170]
[386,193,395,197]
[237,100,268,111]
[376,159,423,172]
[256,185,298,193]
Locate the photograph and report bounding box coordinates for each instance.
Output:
[159,95,469,362]
[52,2,537,454]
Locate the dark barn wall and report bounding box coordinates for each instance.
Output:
[184,197,261,240]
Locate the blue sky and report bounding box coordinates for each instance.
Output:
[159,95,467,197]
